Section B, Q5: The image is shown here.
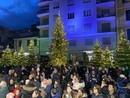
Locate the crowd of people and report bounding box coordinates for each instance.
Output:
[0,64,129,98]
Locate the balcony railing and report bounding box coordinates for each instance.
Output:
[96,0,115,4]
[97,13,115,18]
[39,0,51,2]
[38,9,49,14]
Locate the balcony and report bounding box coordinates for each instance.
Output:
[97,9,115,20]
[97,0,114,3]
[37,25,49,29]
[96,0,115,7]
[38,0,50,6]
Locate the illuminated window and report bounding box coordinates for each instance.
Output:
[53,2,59,9]
[102,37,111,45]
[126,10,130,21]
[69,40,77,46]
[67,0,74,6]
[68,13,75,19]
[84,23,92,32]
[83,0,91,3]
[85,38,93,45]
[68,25,75,32]
[84,10,91,17]
[19,40,22,47]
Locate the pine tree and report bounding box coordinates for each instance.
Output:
[50,14,68,66]
[18,47,27,66]
[101,47,112,68]
[82,52,89,66]
[114,30,130,68]
[12,50,19,66]
[27,40,38,65]
[91,40,102,67]
[1,45,12,66]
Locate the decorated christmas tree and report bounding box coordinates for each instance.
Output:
[18,47,27,66]
[1,45,12,65]
[49,14,68,66]
[27,40,38,65]
[91,39,102,67]
[101,47,112,68]
[12,50,19,66]
[114,30,130,68]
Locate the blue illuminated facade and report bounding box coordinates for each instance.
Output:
[37,0,116,60]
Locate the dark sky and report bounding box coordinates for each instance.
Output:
[0,0,39,30]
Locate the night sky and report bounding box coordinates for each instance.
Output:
[0,0,39,30]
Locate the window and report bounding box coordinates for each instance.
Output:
[42,29,49,37]
[69,40,77,46]
[19,40,22,47]
[68,13,74,19]
[53,2,59,9]
[53,14,58,21]
[27,40,30,46]
[67,0,74,6]
[101,23,110,32]
[127,29,130,40]
[85,38,93,45]
[126,10,130,21]
[102,37,111,45]
[68,25,75,32]
[84,10,91,17]
[83,0,91,3]
[84,23,92,32]
[102,9,109,17]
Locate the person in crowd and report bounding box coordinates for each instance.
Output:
[52,80,62,97]
[8,78,15,92]
[116,74,128,98]
[106,83,118,98]
[91,84,104,98]
[75,88,88,98]
[101,80,108,96]
[32,90,42,98]
[18,79,37,98]
[0,80,9,98]
[51,88,60,98]
[51,67,60,83]
[62,85,75,98]
[88,70,99,88]
[72,74,85,90]
[41,78,52,98]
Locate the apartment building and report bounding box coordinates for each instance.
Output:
[116,0,130,41]
[36,0,117,61]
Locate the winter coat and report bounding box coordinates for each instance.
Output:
[0,86,9,98]
[91,94,104,98]
[18,85,37,98]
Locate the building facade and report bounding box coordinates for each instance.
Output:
[36,0,117,61]
[116,0,130,41]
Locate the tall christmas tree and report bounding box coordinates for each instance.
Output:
[50,14,68,66]
[91,40,102,67]
[114,30,130,68]
[1,45,12,65]
[101,47,112,68]
[12,50,19,66]
[27,40,38,65]
[18,47,27,66]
